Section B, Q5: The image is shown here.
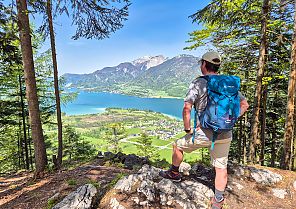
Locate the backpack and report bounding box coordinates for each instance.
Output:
[192,75,241,150]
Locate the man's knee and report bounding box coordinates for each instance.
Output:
[173,143,183,153]
[215,167,227,178]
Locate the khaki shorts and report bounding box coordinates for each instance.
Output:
[175,129,231,169]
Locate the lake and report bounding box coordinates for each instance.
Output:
[62,91,185,119]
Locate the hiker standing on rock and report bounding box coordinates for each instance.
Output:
[159,51,249,209]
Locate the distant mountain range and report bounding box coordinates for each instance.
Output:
[62,54,201,98]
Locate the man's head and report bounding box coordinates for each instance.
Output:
[200,51,221,75]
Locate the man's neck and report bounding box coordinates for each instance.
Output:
[203,72,218,76]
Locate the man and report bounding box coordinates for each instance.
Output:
[159,51,249,209]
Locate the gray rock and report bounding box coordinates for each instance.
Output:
[249,167,282,185]
[137,164,161,180]
[97,151,104,159]
[53,184,97,209]
[157,179,213,208]
[114,174,140,193]
[272,188,287,199]
[180,180,214,203]
[137,179,156,201]
[124,154,147,170]
[139,200,149,207]
[104,165,214,209]
[109,198,126,209]
[191,164,215,181]
[233,166,245,177]
[179,162,191,176]
[293,181,296,191]
[131,197,140,204]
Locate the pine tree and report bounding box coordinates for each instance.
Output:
[16,0,47,176]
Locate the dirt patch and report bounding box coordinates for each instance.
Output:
[0,160,131,209]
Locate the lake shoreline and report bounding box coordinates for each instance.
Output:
[62,91,184,119]
[69,88,184,100]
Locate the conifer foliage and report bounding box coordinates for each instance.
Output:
[187,0,295,169]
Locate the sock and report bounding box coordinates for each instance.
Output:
[170,164,179,173]
[214,188,224,202]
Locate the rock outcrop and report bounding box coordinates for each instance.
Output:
[53,184,97,209]
[99,151,150,170]
[99,165,214,209]
[231,164,283,185]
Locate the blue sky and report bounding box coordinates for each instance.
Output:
[40,0,211,75]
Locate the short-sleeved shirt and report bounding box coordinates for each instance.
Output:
[184,77,246,140]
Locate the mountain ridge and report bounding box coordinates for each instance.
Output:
[62,54,201,98]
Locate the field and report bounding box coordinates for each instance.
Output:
[48,108,204,164]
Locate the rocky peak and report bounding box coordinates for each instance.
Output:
[131,55,167,70]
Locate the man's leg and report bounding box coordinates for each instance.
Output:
[210,139,231,208]
[172,143,183,166]
[159,136,195,182]
[159,143,184,182]
[214,167,228,202]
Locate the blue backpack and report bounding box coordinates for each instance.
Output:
[192,75,241,150]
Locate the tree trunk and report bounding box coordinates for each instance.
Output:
[16,0,47,176]
[17,124,22,168]
[294,103,296,170]
[260,87,267,166]
[19,75,30,169]
[27,118,34,170]
[271,118,276,167]
[46,0,63,169]
[282,0,296,170]
[250,0,269,164]
[243,113,248,164]
[238,119,243,164]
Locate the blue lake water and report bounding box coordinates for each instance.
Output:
[62,92,185,119]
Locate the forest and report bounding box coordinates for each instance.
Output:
[0,0,296,180]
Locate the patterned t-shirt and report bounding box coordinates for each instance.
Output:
[184,77,246,140]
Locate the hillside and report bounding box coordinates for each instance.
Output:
[1,109,295,208]
[62,55,201,98]
[0,159,295,209]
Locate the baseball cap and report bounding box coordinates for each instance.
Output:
[201,51,221,65]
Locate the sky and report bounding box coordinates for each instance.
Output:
[39,0,211,75]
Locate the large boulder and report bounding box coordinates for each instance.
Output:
[99,164,214,209]
[179,162,191,176]
[123,154,149,170]
[53,184,97,209]
[231,164,283,185]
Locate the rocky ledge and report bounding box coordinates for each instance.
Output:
[51,161,296,209]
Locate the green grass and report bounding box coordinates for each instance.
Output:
[126,128,142,135]
[56,108,204,164]
[174,132,186,139]
[83,136,107,146]
[127,136,172,147]
[66,179,77,186]
[151,138,172,146]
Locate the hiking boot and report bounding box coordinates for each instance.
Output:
[210,197,224,209]
[159,169,182,182]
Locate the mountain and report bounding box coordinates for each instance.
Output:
[62,54,201,98]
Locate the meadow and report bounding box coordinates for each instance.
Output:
[55,108,204,164]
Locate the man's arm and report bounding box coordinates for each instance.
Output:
[183,102,193,132]
[240,99,249,117]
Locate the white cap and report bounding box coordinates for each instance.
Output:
[202,51,221,65]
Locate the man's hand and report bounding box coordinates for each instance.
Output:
[240,99,249,117]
